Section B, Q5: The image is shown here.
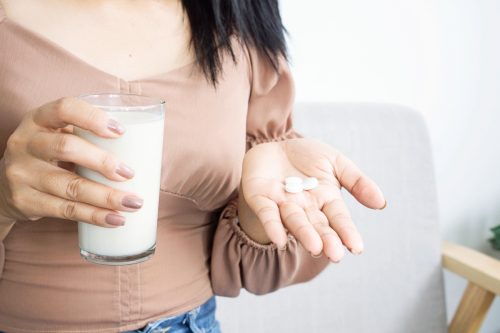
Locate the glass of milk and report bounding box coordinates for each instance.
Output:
[74,93,165,265]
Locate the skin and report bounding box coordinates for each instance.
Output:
[239,138,386,262]
[1,0,192,81]
[0,0,386,263]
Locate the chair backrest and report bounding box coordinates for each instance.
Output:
[216,103,448,333]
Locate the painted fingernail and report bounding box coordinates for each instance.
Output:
[107,119,125,135]
[116,163,135,179]
[105,213,125,226]
[122,195,144,209]
[379,200,387,210]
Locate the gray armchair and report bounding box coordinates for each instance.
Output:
[216,103,500,333]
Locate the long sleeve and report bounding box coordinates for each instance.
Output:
[210,48,329,297]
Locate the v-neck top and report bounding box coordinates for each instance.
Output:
[0,6,328,332]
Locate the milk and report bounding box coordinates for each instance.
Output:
[74,106,164,265]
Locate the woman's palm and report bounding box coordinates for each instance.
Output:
[241,138,385,261]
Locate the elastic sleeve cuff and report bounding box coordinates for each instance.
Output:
[210,197,329,297]
[219,198,295,251]
[246,129,304,150]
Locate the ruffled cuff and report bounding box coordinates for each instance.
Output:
[246,129,304,150]
[210,198,329,297]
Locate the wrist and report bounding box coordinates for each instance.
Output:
[237,191,273,245]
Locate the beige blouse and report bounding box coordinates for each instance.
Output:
[0,6,328,332]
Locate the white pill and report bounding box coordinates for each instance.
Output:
[302,177,319,190]
[285,176,303,185]
[285,183,303,194]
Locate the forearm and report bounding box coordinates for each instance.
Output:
[212,191,330,297]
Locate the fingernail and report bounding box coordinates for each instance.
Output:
[328,257,341,264]
[379,200,387,210]
[122,195,144,209]
[105,213,125,226]
[107,119,125,135]
[349,248,363,255]
[116,163,135,178]
[310,252,323,258]
[278,244,287,251]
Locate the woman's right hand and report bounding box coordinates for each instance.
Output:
[0,97,144,227]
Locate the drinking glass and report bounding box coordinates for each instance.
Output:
[74,93,165,265]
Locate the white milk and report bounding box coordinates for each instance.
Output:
[74,110,164,260]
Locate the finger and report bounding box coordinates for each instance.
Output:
[59,124,74,134]
[279,201,322,255]
[28,131,134,181]
[32,161,143,213]
[20,187,125,228]
[305,207,345,262]
[322,193,364,254]
[55,125,75,172]
[245,194,288,248]
[32,97,125,137]
[329,152,385,209]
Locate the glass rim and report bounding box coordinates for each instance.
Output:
[77,93,165,111]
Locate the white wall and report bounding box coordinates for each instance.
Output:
[281,1,500,332]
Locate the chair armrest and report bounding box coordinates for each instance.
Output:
[442,240,500,295]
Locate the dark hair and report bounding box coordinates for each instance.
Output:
[181,0,287,85]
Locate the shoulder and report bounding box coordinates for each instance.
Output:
[237,42,292,97]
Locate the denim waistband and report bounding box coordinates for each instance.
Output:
[126,296,220,333]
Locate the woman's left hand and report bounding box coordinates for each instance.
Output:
[240,137,386,262]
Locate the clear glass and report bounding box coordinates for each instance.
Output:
[74,94,165,265]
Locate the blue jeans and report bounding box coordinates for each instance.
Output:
[124,296,221,333]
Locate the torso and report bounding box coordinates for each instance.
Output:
[0,1,251,328]
[0,0,194,81]
[0,1,288,330]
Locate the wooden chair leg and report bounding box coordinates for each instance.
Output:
[449,282,495,333]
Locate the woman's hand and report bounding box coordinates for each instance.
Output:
[240,137,386,262]
[0,97,143,227]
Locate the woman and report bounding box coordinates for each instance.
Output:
[0,0,386,332]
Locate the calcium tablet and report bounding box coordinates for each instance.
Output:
[285,183,303,194]
[302,177,319,190]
